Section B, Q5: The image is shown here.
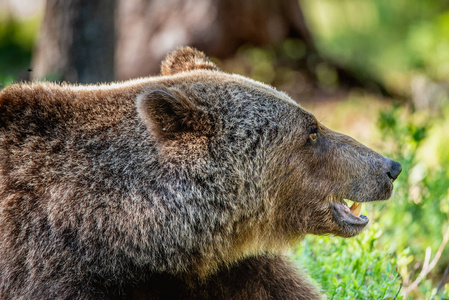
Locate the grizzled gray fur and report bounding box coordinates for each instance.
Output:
[0,47,401,299]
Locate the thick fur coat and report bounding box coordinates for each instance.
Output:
[0,47,401,299]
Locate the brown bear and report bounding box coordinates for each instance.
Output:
[0,47,401,299]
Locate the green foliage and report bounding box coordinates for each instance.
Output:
[0,74,15,90]
[0,17,40,80]
[302,0,449,91]
[376,106,449,298]
[376,106,449,257]
[296,223,406,299]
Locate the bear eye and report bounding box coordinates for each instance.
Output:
[309,132,318,142]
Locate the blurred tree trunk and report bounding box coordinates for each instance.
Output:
[116,0,315,79]
[32,0,115,83]
[115,0,387,96]
[32,0,390,93]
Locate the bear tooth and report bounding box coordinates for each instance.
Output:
[350,202,362,217]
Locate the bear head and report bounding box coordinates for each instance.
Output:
[136,47,401,254]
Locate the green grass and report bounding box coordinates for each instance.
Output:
[297,223,406,299]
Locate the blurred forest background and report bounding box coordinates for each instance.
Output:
[0,0,449,298]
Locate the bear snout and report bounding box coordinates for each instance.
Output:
[385,159,402,181]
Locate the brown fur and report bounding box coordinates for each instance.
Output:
[0,47,400,299]
[121,255,320,300]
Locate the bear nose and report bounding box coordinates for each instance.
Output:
[386,160,402,181]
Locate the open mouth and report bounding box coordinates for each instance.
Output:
[331,197,370,231]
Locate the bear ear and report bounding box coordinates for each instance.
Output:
[160,47,220,76]
[136,87,213,140]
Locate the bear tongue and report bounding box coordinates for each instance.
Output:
[350,202,362,217]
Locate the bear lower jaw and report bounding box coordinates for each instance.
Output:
[331,202,369,226]
[330,201,370,237]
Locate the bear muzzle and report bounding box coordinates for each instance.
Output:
[328,158,402,237]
